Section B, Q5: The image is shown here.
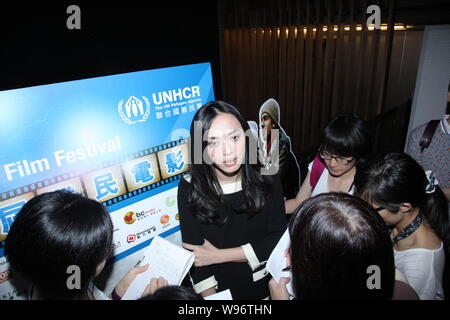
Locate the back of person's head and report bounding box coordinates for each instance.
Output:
[289,192,395,299]
[5,191,113,300]
[320,113,371,168]
[354,152,449,248]
[139,285,202,300]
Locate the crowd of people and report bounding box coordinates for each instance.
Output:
[4,88,449,300]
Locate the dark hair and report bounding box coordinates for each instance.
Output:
[5,191,114,300]
[289,192,395,299]
[139,285,202,300]
[354,152,449,249]
[320,114,371,168]
[187,100,269,224]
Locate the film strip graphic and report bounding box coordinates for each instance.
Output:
[0,138,190,211]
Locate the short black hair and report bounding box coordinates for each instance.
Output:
[139,285,202,300]
[5,191,113,300]
[320,114,371,167]
[289,192,395,299]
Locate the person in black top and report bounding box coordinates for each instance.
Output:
[178,100,287,300]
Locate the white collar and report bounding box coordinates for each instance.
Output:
[220,180,242,194]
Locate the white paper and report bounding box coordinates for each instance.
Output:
[204,289,233,300]
[266,229,294,296]
[121,235,194,300]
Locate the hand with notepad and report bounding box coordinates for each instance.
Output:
[121,236,195,300]
[113,264,169,299]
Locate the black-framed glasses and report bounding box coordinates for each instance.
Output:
[319,149,354,166]
[374,206,385,212]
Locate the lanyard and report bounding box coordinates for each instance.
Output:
[392,214,423,245]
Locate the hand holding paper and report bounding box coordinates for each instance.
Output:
[121,236,194,300]
[266,229,294,297]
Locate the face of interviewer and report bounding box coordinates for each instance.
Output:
[206,113,246,175]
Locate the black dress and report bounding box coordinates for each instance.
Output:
[177,174,287,300]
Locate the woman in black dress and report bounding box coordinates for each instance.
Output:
[178,100,286,300]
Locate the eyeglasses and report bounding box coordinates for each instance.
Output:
[374,206,385,212]
[319,150,354,165]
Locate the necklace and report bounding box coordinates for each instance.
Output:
[392,214,423,245]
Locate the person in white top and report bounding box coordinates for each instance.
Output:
[285,114,371,214]
[354,152,449,300]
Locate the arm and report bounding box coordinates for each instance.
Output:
[112,265,169,299]
[183,240,247,266]
[285,171,312,214]
[405,126,423,164]
[183,175,287,270]
[200,287,217,298]
[441,187,450,202]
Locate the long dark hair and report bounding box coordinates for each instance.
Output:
[5,191,114,300]
[354,152,449,250]
[289,192,395,299]
[320,113,371,169]
[187,100,269,224]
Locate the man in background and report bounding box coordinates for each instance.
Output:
[406,82,450,201]
[259,98,300,199]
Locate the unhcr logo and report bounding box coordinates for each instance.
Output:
[118,96,151,125]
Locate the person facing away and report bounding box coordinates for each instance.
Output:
[406,82,450,201]
[5,191,165,300]
[178,100,287,300]
[270,192,396,300]
[259,98,300,200]
[354,152,449,300]
[285,113,371,214]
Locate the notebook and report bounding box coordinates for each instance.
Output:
[121,235,195,300]
[266,229,294,296]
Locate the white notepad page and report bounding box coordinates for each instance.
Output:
[122,235,194,300]
[266,228,294,297]
[204,289,233,300]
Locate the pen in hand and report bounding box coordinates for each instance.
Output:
[282,266,291,272]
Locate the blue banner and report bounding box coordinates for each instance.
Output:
[0,63,214,299]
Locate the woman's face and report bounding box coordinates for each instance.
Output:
[370,203,402,227]
[320,151,356,177]
[206,113,246,175]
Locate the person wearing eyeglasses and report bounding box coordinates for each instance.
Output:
[285,114,371,214]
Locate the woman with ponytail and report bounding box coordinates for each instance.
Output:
[354,152,449,300]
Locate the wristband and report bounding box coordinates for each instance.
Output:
[111,288,122,300]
